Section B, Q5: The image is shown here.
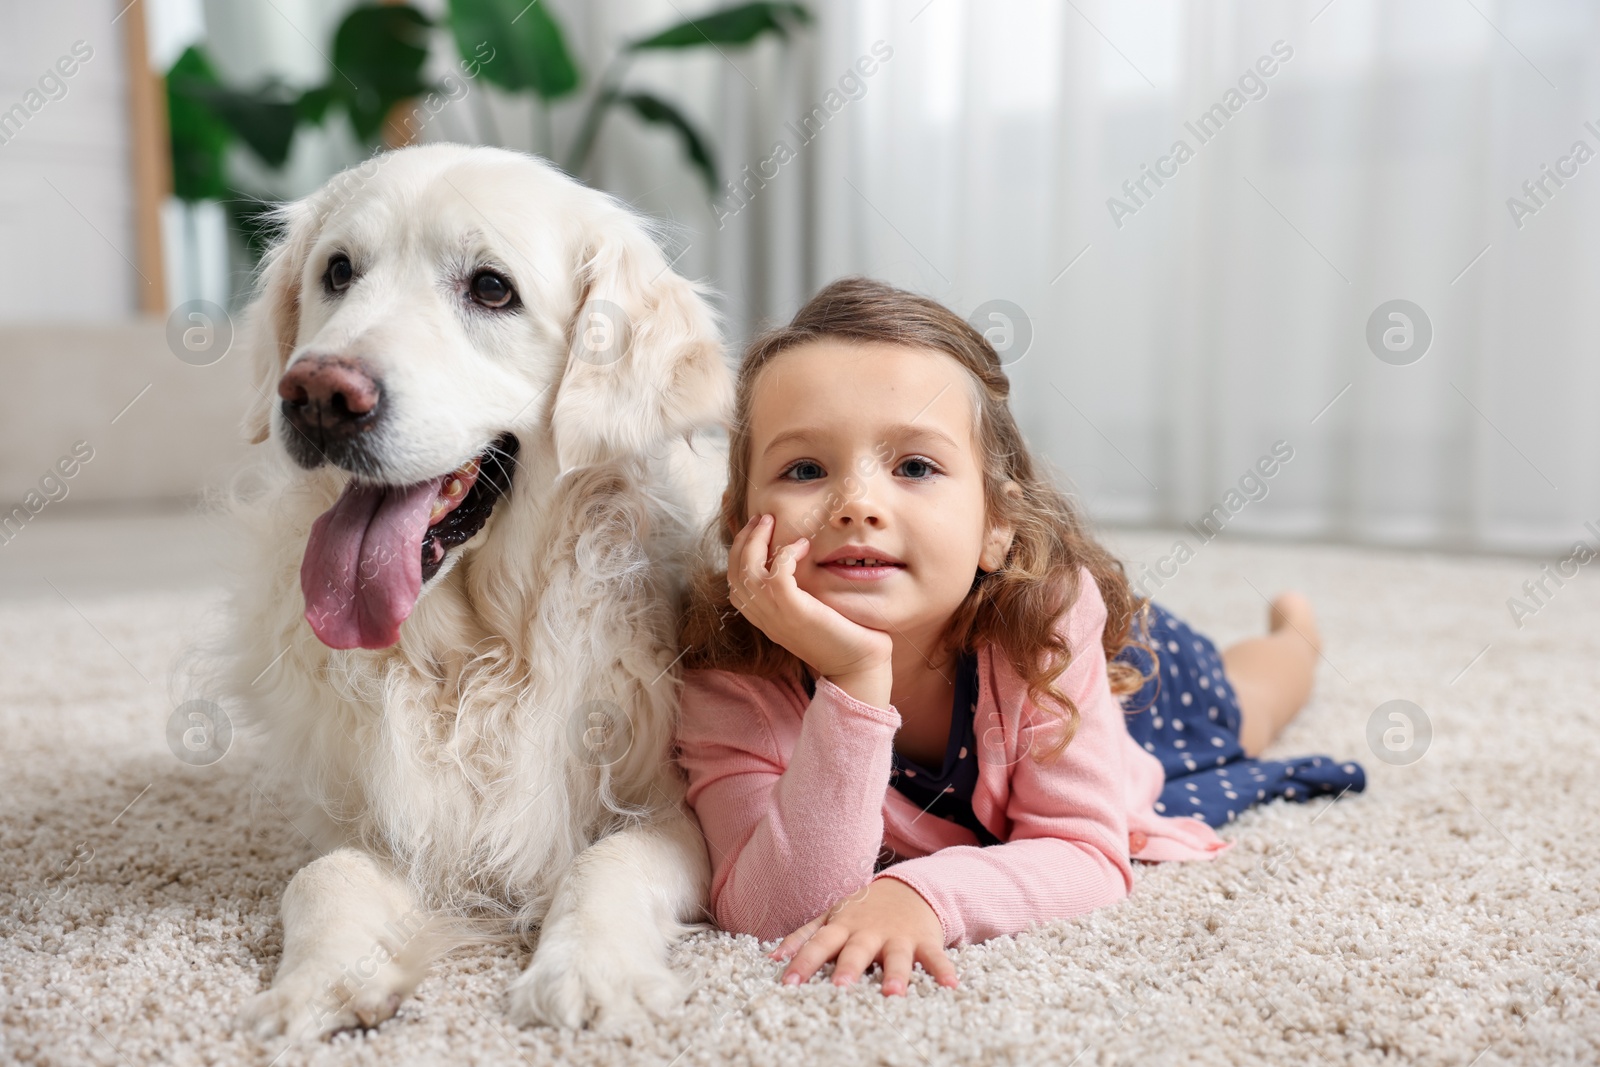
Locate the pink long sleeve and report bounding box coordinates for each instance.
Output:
[674,565,1232,950]
[675,669,903,941]
[870,572,1136,946]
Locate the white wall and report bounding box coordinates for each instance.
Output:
[0,321,252,511]
[0,1,139,321]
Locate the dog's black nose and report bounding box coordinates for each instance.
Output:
[278,356,382,443]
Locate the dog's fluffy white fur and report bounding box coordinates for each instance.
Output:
[195,144,733,1040]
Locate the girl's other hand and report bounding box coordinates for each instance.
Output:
[767,877,958,995]
[728,514,893,702]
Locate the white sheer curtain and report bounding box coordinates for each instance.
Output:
[191,0,1600,555]
[591,0,1600,556]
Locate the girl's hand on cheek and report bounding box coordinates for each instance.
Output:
[767,877,958,995]
[728,514,893,695]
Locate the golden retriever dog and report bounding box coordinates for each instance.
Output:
[206,144,730,1040]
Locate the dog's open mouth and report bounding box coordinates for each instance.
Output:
[300,433,519,650]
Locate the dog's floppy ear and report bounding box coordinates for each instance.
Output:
[549,211,731,470]
[239,200,320,445]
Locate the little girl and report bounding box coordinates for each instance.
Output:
[673,277,1365,997]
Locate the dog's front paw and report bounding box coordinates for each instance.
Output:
[507,919,689,1034]
[235,964,406,1044]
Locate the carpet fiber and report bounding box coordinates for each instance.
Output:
[3,529,1598,1066]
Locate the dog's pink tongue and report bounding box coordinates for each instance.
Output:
[300,477,446,650]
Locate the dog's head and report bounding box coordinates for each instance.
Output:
[239,144,730,651]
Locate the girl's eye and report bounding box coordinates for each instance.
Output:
[782,460,825,482]
[896,456,941,479]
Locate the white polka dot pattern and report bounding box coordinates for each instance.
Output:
[1116,600,1365,829]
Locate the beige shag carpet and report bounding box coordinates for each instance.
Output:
[3,527,1599,1066]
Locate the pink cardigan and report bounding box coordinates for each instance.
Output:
[673,565,1235,949]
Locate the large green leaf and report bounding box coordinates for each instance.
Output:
[628,1,811,50]
[296,85,335,125]
[188,82,300,167]
[165,46,232,202]
[167,44,306,192]
[448,0,579,100]
[329,4,435,141]
[617,91,717,194]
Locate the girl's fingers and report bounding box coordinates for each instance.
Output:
[917,944,960,989]
[740,517,814,621]
[752,513,775,564]
[727,517,755,601]
[830,935,881,987]
[738,514,774,586]
[731,515,771,609]
[782,924,849,986]
[728,515,751,564]
[880,940,916,996]
[761,536,809,613]
[772,535,811,580]
[770,915,825,961]
[726,527,748,604]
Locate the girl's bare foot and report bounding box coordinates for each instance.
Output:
[1221,591,1320,757]
[1268,591,1322,658]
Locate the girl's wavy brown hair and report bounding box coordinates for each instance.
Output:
[679,276,1155,763]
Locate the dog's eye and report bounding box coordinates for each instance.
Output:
[325,254,354,294]
[470,270,515,309]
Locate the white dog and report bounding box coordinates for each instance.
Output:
[205,144,730,1040]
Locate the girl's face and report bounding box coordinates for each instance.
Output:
[741,340,1013,649]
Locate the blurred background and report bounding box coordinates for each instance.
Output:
[4,0,1599,597]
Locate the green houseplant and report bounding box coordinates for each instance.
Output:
[166,0,811,268]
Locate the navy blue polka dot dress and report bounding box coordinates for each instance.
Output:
[1113,601,1366,828]
[805,600,1366,842]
